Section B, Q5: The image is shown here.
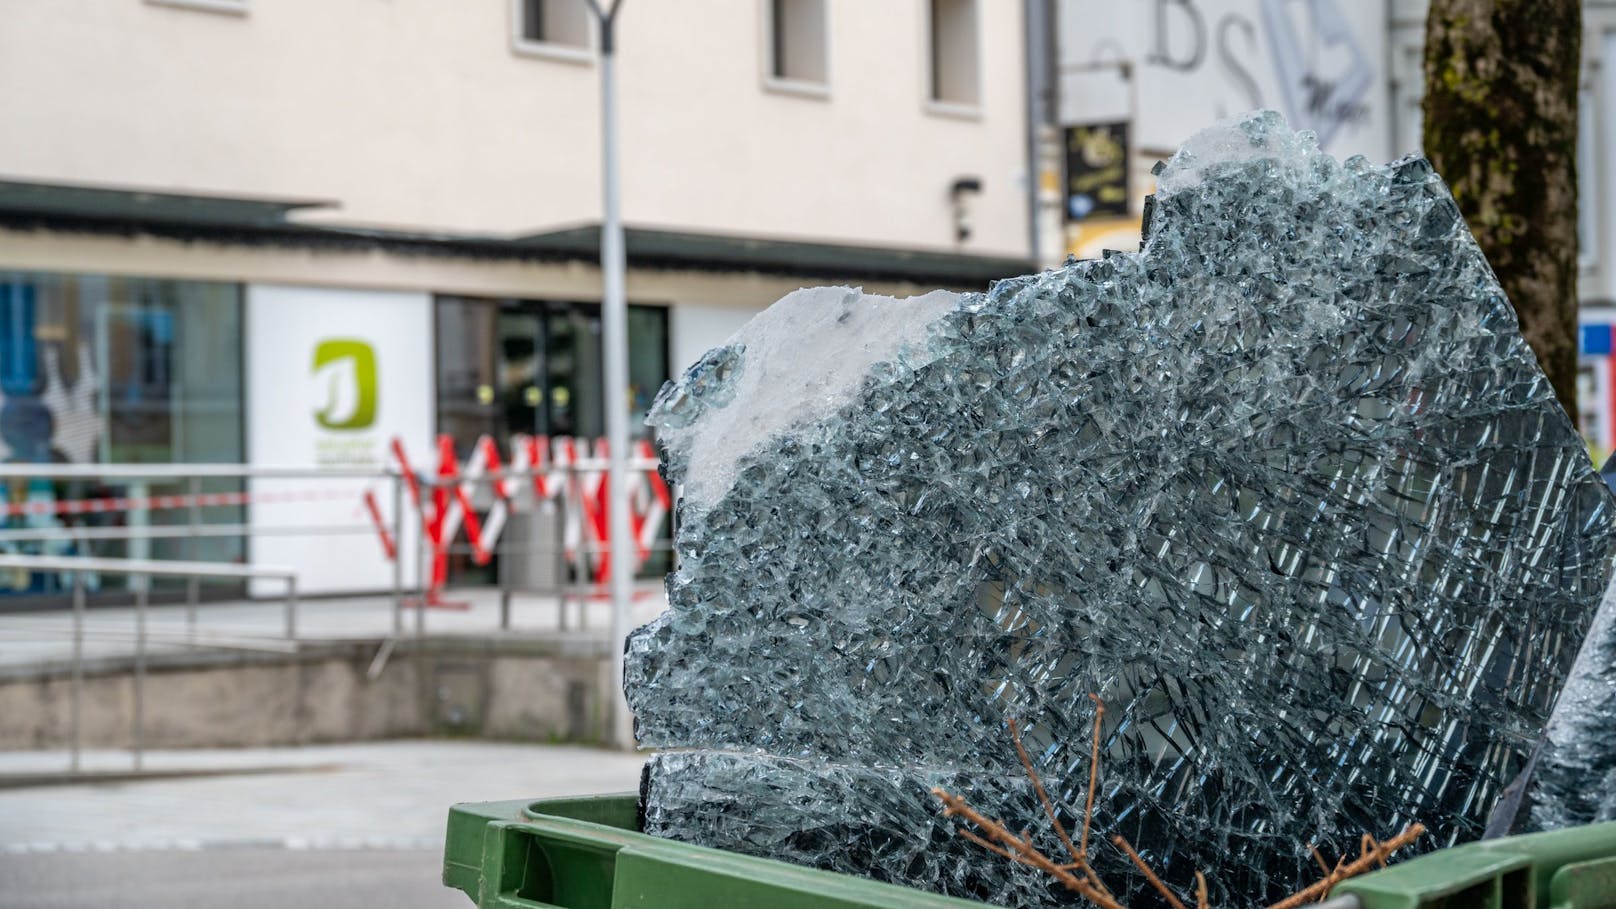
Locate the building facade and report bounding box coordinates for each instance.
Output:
[1053,0,1616,458]
[0,0,1036,602]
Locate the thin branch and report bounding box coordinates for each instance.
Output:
[1361,835,1389,869]
[1266,823,1426,909]
[934,787,1126,909]
[1307,844,1331,875]
[1082,693,1105,858]
[1113,835,1189,909]
[958,828,1019,864]
[1008,718,1084,864]
[932,694,1421,909]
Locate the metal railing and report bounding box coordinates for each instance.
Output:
[0,553,298,773]
[0,457,672,775]
[0,459,670,632]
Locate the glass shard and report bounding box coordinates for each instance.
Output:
[628,112,1616,906]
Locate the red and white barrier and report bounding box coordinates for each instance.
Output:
[371,434,670,607]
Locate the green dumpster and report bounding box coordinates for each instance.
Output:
[443,793,1616,908]
[1336,820,1616,909]
[442,793,986,908]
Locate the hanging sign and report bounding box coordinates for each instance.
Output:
[1065,122,1131,222]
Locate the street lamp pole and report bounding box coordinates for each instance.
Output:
[583,0,635,751]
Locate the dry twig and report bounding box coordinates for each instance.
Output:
[1113,835,1187,909]
[932,788,1125,909]
[1265,823,1426,909]
[932,696,1426,908]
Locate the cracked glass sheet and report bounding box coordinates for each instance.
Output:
[1528,573,1616,830]
[626,112,1616,907]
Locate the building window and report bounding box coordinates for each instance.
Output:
[145,0,247,15]
[766,0,829,92]
[514,0,593,61]
[433,296,670,584]
[435,297,668,451]
[0,272,245,601]
[927,0,980,111]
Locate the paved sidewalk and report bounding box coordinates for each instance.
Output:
[0,740,648,853]
[0,584,668,670]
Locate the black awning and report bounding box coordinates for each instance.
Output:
[0,178,1034,289]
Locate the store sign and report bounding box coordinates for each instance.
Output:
[312,339,379,431]
[1059,0,1390,162]
[246,285,432,594]
[1580,309,1616,465]
[1065,122,1131,221]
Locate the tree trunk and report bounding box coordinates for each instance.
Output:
[1422,0,1581,425]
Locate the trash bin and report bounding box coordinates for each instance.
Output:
[443,793,1616,908]
[1335,820,1616,909]
[442,793,987,908]
[498,502,566,594]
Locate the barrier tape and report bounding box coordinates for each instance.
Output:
[374,434,672,604]
[1,487,355,519]
[361,490,396,561]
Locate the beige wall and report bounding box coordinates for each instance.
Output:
[0,0,1030,258]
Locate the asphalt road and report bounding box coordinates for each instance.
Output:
[0,849,468,909]
[0,741,649,909]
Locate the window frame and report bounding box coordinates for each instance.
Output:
[922,0,983,119]
[761,0,832,100]
[510,0,597,66]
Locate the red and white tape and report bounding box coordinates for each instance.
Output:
[3,486,356,519]
[370,434,672,604]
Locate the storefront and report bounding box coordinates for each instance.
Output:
[0,275,677,604]
[0,270,246,599]
[0,187,1032,607]
[434,296,669,451]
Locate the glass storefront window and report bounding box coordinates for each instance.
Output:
[435,296,669,453]
[434,295,671,583]
[0,271,245,600]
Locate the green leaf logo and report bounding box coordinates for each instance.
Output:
[312,339,378,431]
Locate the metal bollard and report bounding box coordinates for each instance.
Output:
[186,476,200,634]
[392,473,404,634]
[134,582,147,771]
[70,572,84,776]
[285,575,298,640]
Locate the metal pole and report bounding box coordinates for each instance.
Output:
[186,475,200,634]
[70,572,84,775]
[285,576,298,640]
[133,582,147,772]
[392,472,404,634]
[587,0,635,750]
[415,514,427,639]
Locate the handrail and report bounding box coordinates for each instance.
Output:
[0,522,375,543]
[0,461,661,481]
[0,553,296,581]
[0,553,299,778]
[0,464,392,480]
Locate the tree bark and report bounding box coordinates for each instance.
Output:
[1422,0,1581,425]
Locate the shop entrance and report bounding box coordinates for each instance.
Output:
[433,296,670,584]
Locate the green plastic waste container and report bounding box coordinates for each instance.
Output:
[1335,820,1616,909]
[443,793,1616,908]
[442,793,987,908]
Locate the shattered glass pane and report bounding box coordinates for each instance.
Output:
[627,112,1616,906]
[1527,573,1616,831]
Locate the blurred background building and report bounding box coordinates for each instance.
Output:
[0,0,1035,604]
[7,0,1616,608]
[1051,0,1616,459]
